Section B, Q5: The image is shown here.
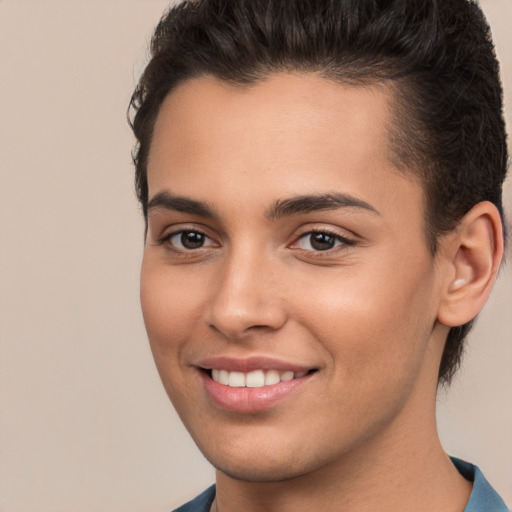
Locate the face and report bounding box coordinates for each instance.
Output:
[141,74,448,482]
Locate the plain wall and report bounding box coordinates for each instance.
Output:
[0,1,510,511]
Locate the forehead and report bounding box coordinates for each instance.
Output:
[149,73,395,181]
[147,73,424,229]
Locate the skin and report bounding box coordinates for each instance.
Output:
[140,73,486,511]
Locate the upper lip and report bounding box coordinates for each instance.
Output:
[196,356,314,373]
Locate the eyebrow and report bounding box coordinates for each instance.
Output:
[147,191,218,219]
[146,190,379,221]
[265,193,380,220]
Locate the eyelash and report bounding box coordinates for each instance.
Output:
[155,228,355,254]
[292,229,356,253]
[155,229,217,252]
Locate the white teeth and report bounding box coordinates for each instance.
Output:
[218,369,229,385]
[246,370,265,388]
[211,369,309,388]
[264,370,281,386]
[228,371,246,387]
[280,371,294,382]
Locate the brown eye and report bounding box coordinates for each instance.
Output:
[296,232,341,251]
[167,230,215,250]
[292,230,354,252]
[309,232,336,251]
[180,231,205,249]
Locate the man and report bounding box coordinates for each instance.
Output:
[129,1,509,510]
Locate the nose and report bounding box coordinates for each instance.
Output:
[206,250,287,341]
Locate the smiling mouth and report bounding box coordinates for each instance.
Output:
[207,368,316,388]
[199,363,318,412]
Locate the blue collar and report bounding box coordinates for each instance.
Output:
[451,457,509,512]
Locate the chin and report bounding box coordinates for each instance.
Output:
[197,439,328,483]
[211,457,313,483]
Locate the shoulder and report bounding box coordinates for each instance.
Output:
[451,458,510,512]
[172,485,216,512]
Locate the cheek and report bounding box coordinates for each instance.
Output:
[290,259,438,378]
[140,262,204,411]
[140,261,198,360]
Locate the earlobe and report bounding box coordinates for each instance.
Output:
[437,201,504,327]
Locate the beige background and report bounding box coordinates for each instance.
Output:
[0,1,510,511]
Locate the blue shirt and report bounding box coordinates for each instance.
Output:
[452,458,509,512]
[173,458,509,512]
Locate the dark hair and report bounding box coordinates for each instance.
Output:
[129,0,508,384]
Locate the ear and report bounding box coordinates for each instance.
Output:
[437,201,504,327]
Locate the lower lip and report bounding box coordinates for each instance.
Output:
[200,371,313,413]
